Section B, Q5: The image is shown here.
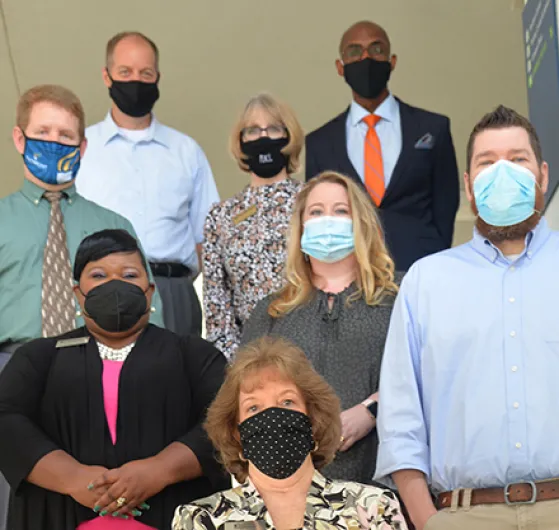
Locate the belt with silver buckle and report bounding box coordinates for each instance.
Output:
[436,479,559,509]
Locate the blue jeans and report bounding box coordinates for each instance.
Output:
[0,352,12,530]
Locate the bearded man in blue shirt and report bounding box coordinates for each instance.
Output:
[375,105,559,530]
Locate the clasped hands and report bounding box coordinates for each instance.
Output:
[69,458,167,520]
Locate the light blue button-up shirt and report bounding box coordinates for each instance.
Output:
[346,94,402,186]
[76,113,219,273]
[375,219,559,492]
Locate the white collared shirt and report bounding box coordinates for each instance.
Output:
[345,94,402,186]
[76,113,219,272]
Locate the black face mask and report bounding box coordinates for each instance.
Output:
[108,75,160,118]
[238,407,314,479]
[240,137,289,179]
[82,280,149,333]
[343,58,391,100]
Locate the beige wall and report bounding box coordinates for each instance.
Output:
[0,0,527,243]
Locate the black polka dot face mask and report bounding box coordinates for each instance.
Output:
[238,407,314,479]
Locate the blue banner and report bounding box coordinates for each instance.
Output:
[523,0,559,206]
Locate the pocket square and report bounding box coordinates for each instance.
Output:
[415,133,435,149]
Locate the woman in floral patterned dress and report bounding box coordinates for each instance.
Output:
[172,337,407,530]
[202,93,303,360]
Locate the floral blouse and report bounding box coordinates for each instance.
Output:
[172,470,407,530]
[202,177,302,360]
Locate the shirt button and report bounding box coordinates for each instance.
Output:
[510,331,516,337]
[509,297,516,303]
[34,199,39,205]
[527,251,533,258]
[512,365,518,372]
[513,402,520,409]
[68,199,73,204]
[516,442,522,449]
[510,266,516,272]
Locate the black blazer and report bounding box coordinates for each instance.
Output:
[305,99,460,271]
[0,325,229,530]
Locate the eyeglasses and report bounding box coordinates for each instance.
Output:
[241,125,287,142]
[342,42,389,63]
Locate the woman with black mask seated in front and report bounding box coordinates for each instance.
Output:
[0,229,229,530]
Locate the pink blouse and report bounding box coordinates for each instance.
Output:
[77,360,155,530]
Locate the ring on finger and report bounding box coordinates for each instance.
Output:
[116,497,127,508]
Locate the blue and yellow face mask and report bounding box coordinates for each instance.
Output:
[22,135,81,185]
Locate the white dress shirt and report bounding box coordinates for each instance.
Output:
[76,113,219,273]
[346,94,402,187]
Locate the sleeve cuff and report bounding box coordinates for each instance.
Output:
[373,438,430,489]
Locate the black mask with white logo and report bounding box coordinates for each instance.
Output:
[108,75,160,118]
[238,407,314,479]
[82,280,149,333]
[343,58,391,100]
[240,137,289,178]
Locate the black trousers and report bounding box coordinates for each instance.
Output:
[154,276,202,337]
[0,349,15,530]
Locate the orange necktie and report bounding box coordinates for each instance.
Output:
[363,114,385,206]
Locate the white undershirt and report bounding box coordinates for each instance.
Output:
[117,127,150,143]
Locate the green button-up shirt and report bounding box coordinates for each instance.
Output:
[0,179,164,345]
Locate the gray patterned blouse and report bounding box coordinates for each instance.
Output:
[202,178,302,360]
[241,281,401,484]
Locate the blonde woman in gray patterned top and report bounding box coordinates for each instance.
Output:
[241,172,401,486]
[172,337,407,530]
[202,94,303,360]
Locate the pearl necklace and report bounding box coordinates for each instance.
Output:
[96,341,135,362]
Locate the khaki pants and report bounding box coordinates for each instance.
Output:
[425,499,559,530]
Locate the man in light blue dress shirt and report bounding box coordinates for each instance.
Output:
[306,21,459,271]
[77,31,219,337]
[375,106,559,530]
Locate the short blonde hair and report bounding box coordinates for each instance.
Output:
[204,337,342,483]
[269,171,398,316]
[229,93,304,174]
[16,85,85,140]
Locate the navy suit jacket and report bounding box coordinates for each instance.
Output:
[305,99,460,271]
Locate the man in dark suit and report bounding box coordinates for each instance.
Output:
[306,21,459,271]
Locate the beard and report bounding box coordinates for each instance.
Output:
[470,184,544,244]
[474,213,541,243]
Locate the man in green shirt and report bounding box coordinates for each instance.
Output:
[0,84,164,353]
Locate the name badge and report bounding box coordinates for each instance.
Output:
[55,336,90,348]
[233,205,258,225]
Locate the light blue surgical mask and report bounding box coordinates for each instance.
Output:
[22,135,81,185]
[301,216,355,263]
[473,159,537,227]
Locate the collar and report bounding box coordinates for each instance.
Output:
[470,217,552,264]
[99,111,170,147]
[348,92,398,127]
[20,178,77,205]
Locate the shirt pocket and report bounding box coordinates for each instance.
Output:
[147,149,193,218]
[544,335,559,355]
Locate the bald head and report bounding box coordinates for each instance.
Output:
[339,21,391,56]
[106,31,159,71]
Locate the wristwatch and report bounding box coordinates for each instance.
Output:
[361,397,378,419]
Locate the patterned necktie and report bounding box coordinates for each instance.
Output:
[42,191,76,337]
[363,114,385,206]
